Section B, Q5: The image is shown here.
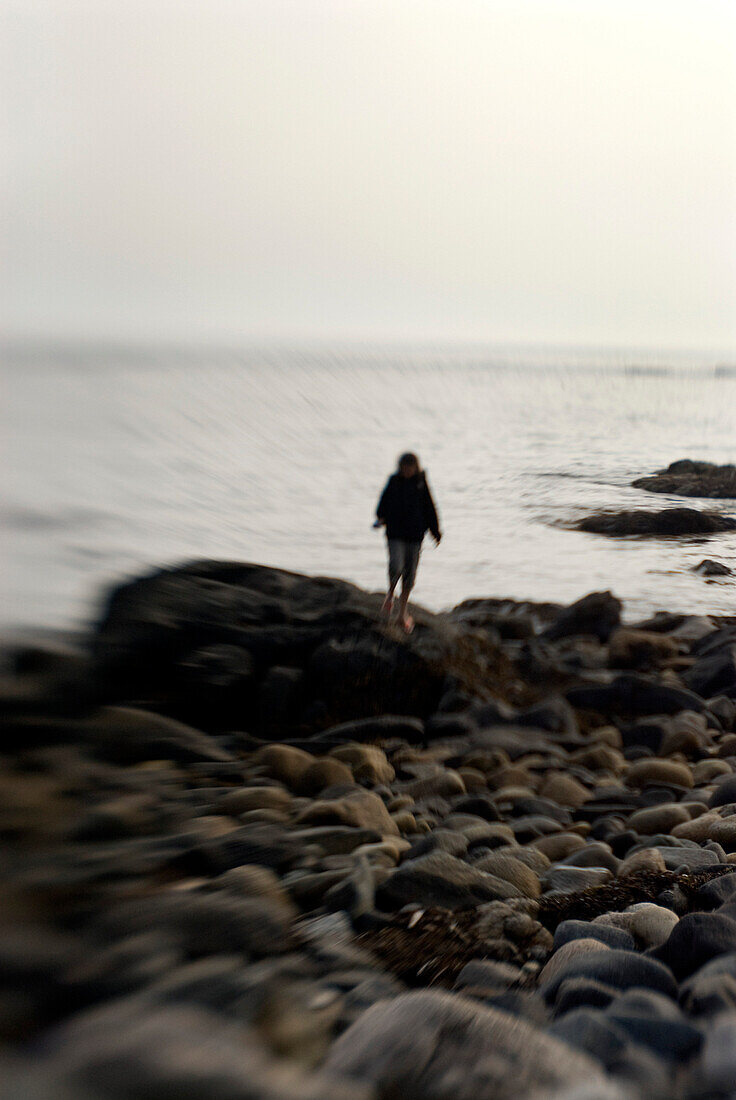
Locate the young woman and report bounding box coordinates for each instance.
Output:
[375,452,442,633]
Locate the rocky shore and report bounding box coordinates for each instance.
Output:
[2,560,736,1098]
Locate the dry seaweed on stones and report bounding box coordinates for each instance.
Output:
[537,866,736,930]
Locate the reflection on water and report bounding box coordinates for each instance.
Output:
[2,343,735,628]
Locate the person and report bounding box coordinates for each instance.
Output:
[375,451,442,633]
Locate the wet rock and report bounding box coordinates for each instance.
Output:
[575,507,736,536]
[324,990,606,1100]
[632,459,736,498]
[377,851,524,910]
[694,559,732,576]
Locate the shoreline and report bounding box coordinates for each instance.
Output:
[2,559,736,1096]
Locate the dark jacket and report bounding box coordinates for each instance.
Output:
[376,472,441,542]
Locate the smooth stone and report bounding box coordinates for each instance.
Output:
[694,870,736,909]
[252,744,314,787]
[699,1012,736,1092]
[617,847,667,878]
[540,949,678,1002]
[453,958,523,992]
[539,939,611,986]
[548,1008,669,1090]
[532,833,587,861]
[219,786,292,815]
[296,790,399,836]
[626,803,691,834]
[543,866,613,894]
[679,954,736,1016]
[289,827,382,855]
[553,920,636,953]
[323,990,607,1100]
[625,759,693,789]
[298,758,356,796]
[651,911,736,980]
[552,977,619,1016]
[471,853,541,899]
[377,851,524,910]
[329,744,395,785]
[539,772,591,808]
[557,843,619,873]
[709,774,736,808]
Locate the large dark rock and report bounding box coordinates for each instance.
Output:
[683,645,736,698]
[91,561,514,736]
[566,674,706,718]
[633,459,736,499]
[574,507,736,536]
[540,949,678,1002]
[376,851,523,910]
[540,591,622,643]
[651,912,736,980]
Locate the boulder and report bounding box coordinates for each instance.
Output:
[540,591,622,643]
[608,629,679,670]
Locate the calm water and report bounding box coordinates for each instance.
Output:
[2,343,735,630]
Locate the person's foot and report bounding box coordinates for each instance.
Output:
[400,613,414,634]
[381,594,394,617]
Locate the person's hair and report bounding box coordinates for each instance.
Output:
[397,451,421,472]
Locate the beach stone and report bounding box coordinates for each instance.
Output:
[540,949,678,1002]
[532,833,587,861]
[625,758,693,789]
[219,785,292,815]
[453,958,523,993]
[605,990,702,1061]
[621,904,679,948]
[658,846,721,872]
[543,866,613,894]
[709,774,736,808]
[672,813,736,851]
[452,794,501,821]
[541,591,622,643]
[693,871,736,909]
[553,920,636,953]
[58,706,236,765]
[539,939,611,986]
[404,769,466,800]
[508,846,551,874]
[329,744,394,785]
[552,977,619,1015]
[569,744,625,773]
[548,1008,669,1090]
[31,1001,369,1100]
[323,990,607,1100]
[699,1013,736,1092]
[253,744,313,789]
[626,803,691,834]
[216,865,297,916]
[608,629,679,670]
[289,826,382,856]
[296,790,399,836]
[539,772,590,808]
[679,954,736,1016]
[652,912,736,980]
[617,847,667,878]
[376,851,524,910]
[456,767,488,792]
[558,842,619,873]
[297,758,356,796]
[683,645,736,699]
[471,852,541,898]
[567,674,706,719]
[694,759,732,785]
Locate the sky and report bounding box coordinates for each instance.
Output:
[2,0,736,351]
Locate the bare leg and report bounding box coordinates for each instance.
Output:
[398,586,414,633]
[381,583,397,617]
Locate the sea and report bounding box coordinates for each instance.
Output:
[2,341,735,632]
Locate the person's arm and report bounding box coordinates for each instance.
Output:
[376,476,394,525]
[424,477,441,542]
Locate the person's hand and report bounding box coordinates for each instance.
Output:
[433,532,442,546]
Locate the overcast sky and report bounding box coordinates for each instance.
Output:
[2,0,735,350]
